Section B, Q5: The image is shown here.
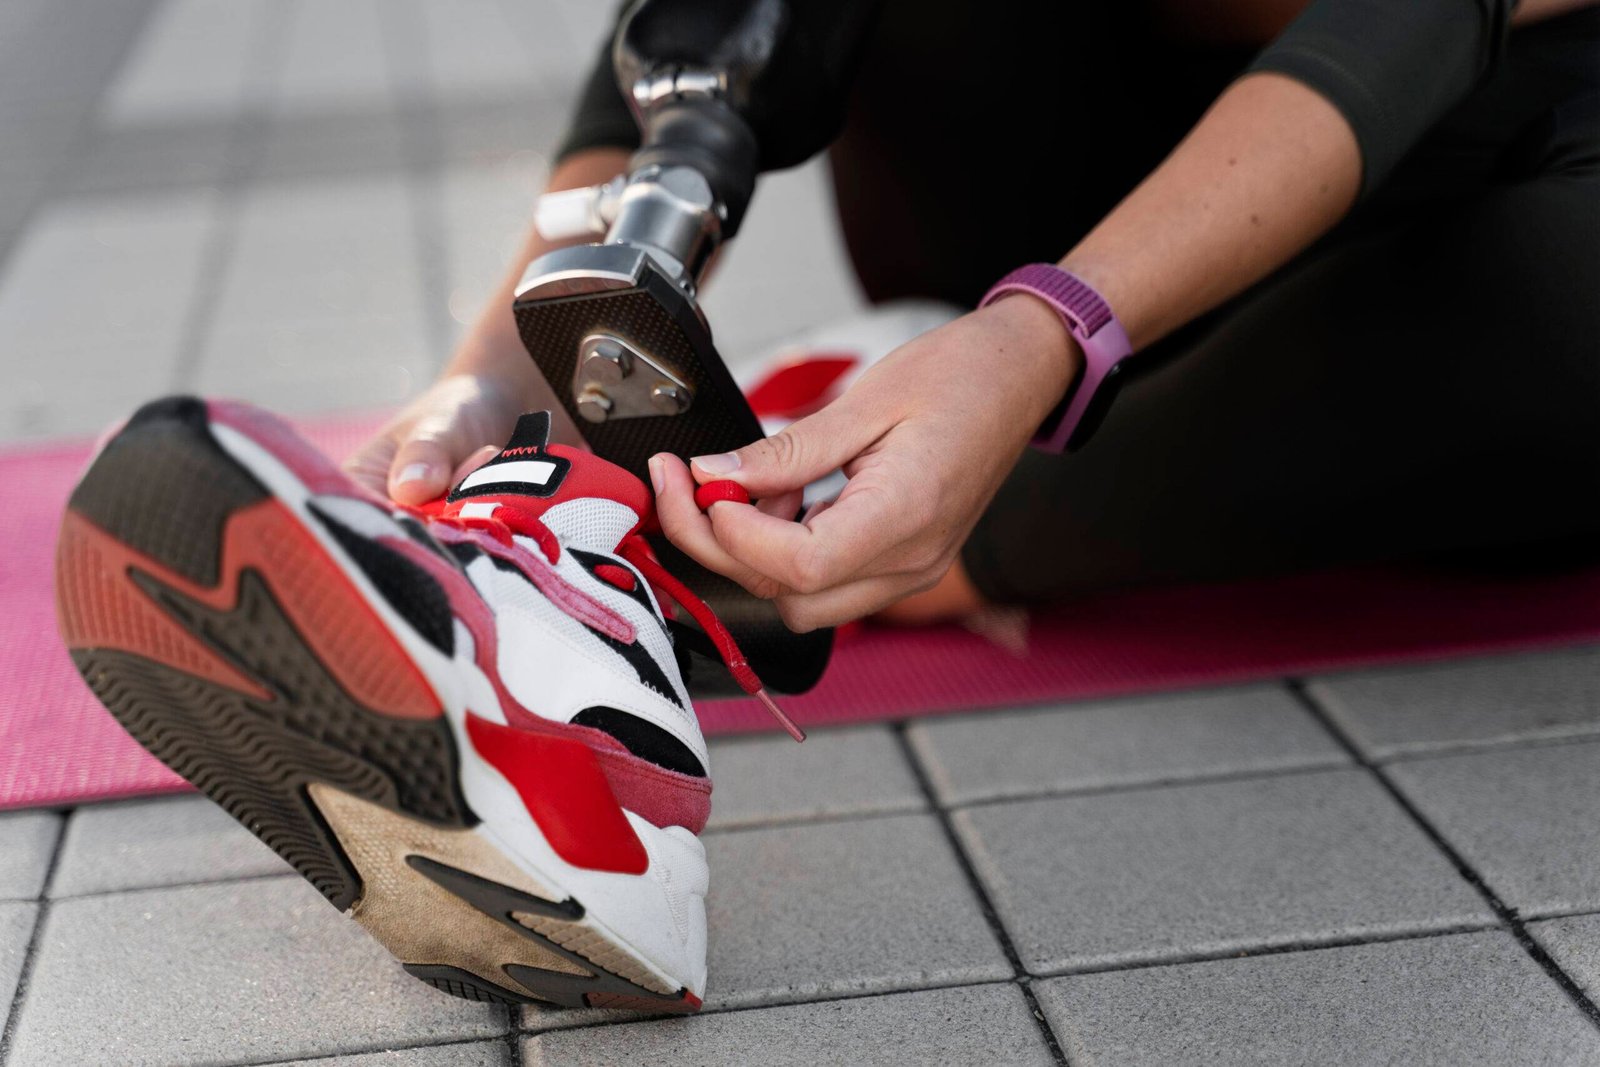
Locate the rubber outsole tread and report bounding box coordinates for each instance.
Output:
[69,396,268,587]
[62,406,472,913]
[403,966,527,1005]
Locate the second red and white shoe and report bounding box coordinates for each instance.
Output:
[55,397,794,1011]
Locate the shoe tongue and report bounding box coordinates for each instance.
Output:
[443,411,652,554]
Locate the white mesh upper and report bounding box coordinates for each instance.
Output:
[540,498,639,556]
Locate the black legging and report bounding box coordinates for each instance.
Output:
[814,13,1600,603]
[961,98,1600,602]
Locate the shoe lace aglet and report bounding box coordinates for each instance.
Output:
[755,688,806,743]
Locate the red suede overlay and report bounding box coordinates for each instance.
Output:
[466,711,649,874]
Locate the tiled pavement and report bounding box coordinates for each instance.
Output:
[5,651,1600,1065]
[3,3,1600,1064]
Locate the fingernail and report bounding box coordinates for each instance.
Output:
[396,462,434,485]
[691,452,740,475]
[647,455,665,495]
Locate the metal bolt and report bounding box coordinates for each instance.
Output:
[581,339,631,385]
[576,386,613,423]
[650,382,690,415]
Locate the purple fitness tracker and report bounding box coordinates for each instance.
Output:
[979,263,1134,453]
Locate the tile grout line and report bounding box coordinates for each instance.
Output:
[377,0,456,373]
[523,976,1021,1039]
[164,0,292,397]
[1287,678,1600,1029]
[0,0,165,272]
[891,722,1071,1067]
[942,758,1355,813]
[215,1031,509,1067]
[0,812,73,1064]
[1038,919,1505,980]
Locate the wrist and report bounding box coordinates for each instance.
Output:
[975,291,1084,417]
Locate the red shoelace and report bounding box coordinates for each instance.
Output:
[415,504,806,742]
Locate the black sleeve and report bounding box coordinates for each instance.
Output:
[553,20,640,164]
[1248,0,1516,195]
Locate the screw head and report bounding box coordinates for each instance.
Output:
[650,382,690,415]
[581,340,630,385]
[576,387,613,423]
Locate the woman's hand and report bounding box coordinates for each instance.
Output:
[651,295,1081,631]
[343,373,524,505]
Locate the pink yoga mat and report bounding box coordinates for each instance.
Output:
[5,412,1599,811]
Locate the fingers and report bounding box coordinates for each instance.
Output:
[342,436,398,499]
[650,453,791,599]
[689,398,883,498]
[387,435,456,505]
[773,573,925,633]
[704,477,919,595]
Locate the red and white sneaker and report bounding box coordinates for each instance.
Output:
[55,397,798,1012]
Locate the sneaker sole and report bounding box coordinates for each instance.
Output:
[55,396,700,1014]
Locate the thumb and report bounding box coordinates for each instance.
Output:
[690,399,879,498]
[387,436,456,505]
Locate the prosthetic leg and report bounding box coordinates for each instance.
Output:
[511,0,876,697]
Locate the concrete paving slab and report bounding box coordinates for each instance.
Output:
[0,811,62,900]
[51,795,286,898]
[99,0,270,128]
[523,984,1053,1067]
[0,191,217,381]
[1310,645,1600,758]
[1389,741,1600,918]
[697,814,1012,1008]
[0,901,39,1022]
[271,0,396,116]
[273,1040,512,1067]
[705,725,924,830]
[1530,913,1600,1002]
[1034,930,1600,1066]
[908,685,1347,805]
[522,813,1011,1030]
[4,876,504,1066]
[955,768,1493,975]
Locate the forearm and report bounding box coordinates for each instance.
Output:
[442,147,632,387]
[1060,72,1359,351]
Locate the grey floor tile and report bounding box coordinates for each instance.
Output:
[271,0,397,116]
[5,876,504,1066]
[523,984,1053,1067]
[954,768,1493,975]
[198,173,433,412]
[1311,645,1600,758]
[0,811,62,900]
[1034,931,1600,1066]
[437,157,550,345]
[0,190,218,390]
[1530,912,1600,1001]
[273,1039,512,1066]
[1389,741,1600,919]
[51,795,286,898]
[908,685,1347,805]
[705,725,924,830]
[98,0,268,129]
[698,814,1011,1007]
[523,813,1011,1030]
[0,901,39,1016]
